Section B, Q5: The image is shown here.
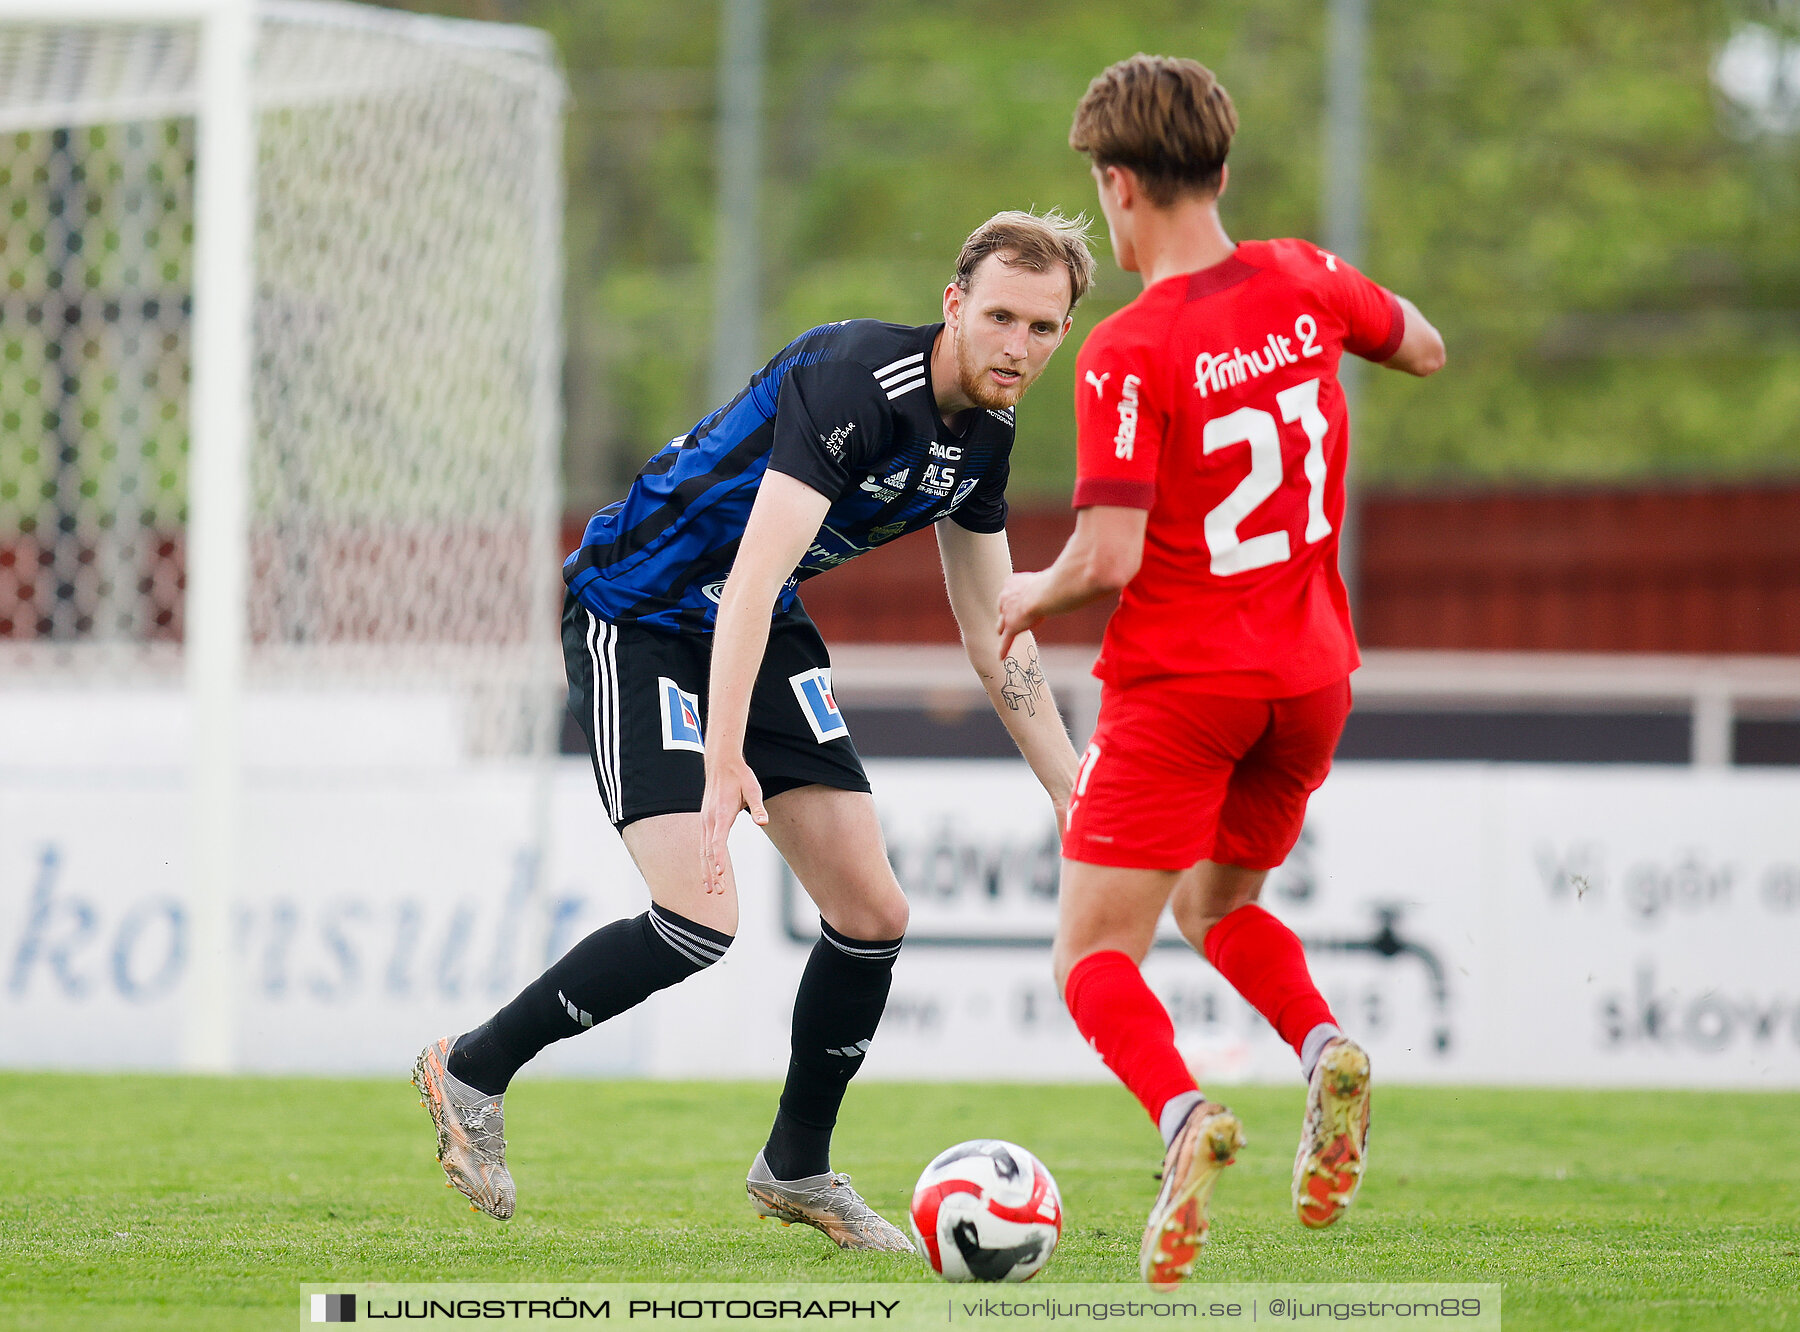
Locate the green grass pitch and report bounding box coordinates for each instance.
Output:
[4,1073,1797,1330]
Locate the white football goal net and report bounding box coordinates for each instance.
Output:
[0,0,565,1067]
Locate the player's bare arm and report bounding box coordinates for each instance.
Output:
[995,505,1148,659]
[1383,295,1446,376]
[937,521,1081,819]
[699,470,833,893]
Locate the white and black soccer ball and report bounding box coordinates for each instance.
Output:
[909,1140,1063,1283]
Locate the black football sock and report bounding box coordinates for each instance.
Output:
[762,920,902,1180]
[446,903,732,1096]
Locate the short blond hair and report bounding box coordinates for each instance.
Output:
[1070,54,1238,205]
[955,209,1097,313]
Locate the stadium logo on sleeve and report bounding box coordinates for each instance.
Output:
[658,677,706,752]
[1114,374,1141,459]
[789,667,849,743]
[311,1293,356,1323]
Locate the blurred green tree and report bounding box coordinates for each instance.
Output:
[383,0,1800,510]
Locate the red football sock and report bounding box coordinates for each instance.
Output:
[1203,903,1336,1055]
[1063,950,1198,1127]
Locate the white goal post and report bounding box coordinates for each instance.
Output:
[0,0,565,1069]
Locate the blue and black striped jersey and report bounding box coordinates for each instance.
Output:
[564,320,1016,632]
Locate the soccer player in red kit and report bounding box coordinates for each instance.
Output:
[997,55,1445,1288]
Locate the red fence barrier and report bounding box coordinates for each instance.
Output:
[21,484,1791,653]
[23,483,1773,653]
[1358,484,1800,654]
[569,481,1800,655]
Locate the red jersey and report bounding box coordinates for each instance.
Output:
[1072,238,1403,696]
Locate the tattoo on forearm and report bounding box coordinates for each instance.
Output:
[1001,645,1047,716]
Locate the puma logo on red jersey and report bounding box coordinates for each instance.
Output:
[1086,369,1111,398]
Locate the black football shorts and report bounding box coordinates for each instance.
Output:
[561,592,871,829]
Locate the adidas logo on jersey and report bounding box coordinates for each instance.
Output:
[874,351,926,401]
[859,467,910,501]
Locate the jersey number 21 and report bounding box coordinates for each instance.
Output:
[1200,376,1333,577]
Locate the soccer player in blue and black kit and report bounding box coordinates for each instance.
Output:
[415,212,1096,1249]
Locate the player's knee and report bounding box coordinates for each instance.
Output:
[646,902,734,972]
[1170,892,1221,947]
[1050,935,1090,995]
[819,876,908,942]
[667,886,738,939]
[872,893,909,941]
[828,899,907,943]
[1171,869,1263,946]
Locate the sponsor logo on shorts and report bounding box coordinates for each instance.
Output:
[789,667,849,743]
[658,676,705,753]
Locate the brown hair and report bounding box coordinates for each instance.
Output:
[1070,54,1238,205]
[955,209,1097,313]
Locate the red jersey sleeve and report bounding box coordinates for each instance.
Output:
[1071,319,1168,510]
[1312,247,1404,362]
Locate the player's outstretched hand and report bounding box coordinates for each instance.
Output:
[700,755,768,894]
[996,571,1048,661]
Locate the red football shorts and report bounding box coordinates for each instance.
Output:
[1062,676,1352,872]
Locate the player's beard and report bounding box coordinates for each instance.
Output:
[954,332,1035,411]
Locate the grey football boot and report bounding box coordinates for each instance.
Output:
[746,1150,915,1252]
[413,1036,516,1220]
